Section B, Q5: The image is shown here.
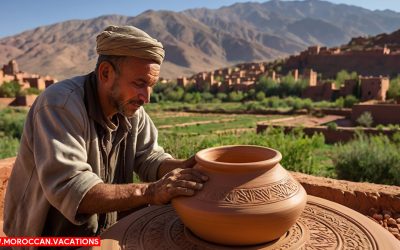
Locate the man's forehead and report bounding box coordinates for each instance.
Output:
[121,58,160,73]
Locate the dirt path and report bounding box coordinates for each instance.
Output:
[263,115,344,127]
[158,118,235,129]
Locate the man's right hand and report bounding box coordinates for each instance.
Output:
[146,168,208,205]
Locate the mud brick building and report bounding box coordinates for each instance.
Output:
[0,60,57,106]
[283,45,400,78]
[360,76,389,101]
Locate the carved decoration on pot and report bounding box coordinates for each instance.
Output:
[172,145,307,246]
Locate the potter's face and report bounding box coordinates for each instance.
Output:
[108,57,160,118]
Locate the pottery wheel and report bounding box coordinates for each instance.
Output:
[97,196,400,249]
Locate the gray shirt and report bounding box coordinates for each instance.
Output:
[3,72,171,237]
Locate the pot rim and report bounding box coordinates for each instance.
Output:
[195,145,282,172]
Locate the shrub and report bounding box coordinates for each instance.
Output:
[335,70,358,88]
[356,111,373,127]
[343,95,359,108]
[332,133,400,185]
[228,91,244,102]
[326,122,337,131]
[302,98,313,111]
[165,87,184,102]
[150,93,160,103]
[159,128,327,176]
[335,97,344,108]
[0,81,22,97]
[201,92,214,102]
[376,124,385,131]
[216,93,228,102]
[247,89,256,100]
[0,135,19,159]
[255,91,266,101]
[0,107,27,138]
[21,87,41,95]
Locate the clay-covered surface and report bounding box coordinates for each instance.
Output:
[0,157,14,236]
[1,157,400,240]
[86,196,400,250]
[291,171,400,214]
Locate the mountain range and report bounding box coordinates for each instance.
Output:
[2,0,400,80]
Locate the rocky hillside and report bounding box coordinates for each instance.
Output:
[2,0,400,80]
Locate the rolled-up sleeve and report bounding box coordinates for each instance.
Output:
[134,108,172,182]
[33,106,103,225]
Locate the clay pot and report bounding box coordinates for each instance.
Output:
[172,145,307,246]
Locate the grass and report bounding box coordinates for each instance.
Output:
[0,135,20,159]
[158,129,331,176]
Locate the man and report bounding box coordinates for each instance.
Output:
[3,25,207,237]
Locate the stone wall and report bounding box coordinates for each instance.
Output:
[291,171,400,214]
[352,104,400,125]
[256,124,397,143]
[0,98,15,107]
[302,82,334,101]
[319,108,352,118]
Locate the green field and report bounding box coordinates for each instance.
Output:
[150,113,280,134]
[145,109,335,178]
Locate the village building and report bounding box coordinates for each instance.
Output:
[0,60,57,106]
[283,44,400,78]
[176,58,392,104]
[359,76,389,101]
[302,70,389,102]
[179,62,267,93]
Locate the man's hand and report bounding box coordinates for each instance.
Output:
[157,156,197,179]
[146,167,208,205]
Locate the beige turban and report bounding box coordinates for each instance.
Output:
[96,25,165,64]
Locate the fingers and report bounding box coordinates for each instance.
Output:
[176,168,208,182]
[183,155,197,168]
[172,180,203,190]
[172,187,196,197]
[148,167,209,205]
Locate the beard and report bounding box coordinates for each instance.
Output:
[109,79,144,118]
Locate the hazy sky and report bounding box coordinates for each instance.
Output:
[1,0,400,38]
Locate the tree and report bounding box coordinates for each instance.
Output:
[343,95,359,108]
[201,92,214,102]
[256,76,278,97]
[216,93,228,102]
[279,74,307,97]
[387,76,400,100]
[335,70,358,88]
[0,81,21,97]
[247,89,256,100]
[255,91,265,101]
[165,87,184,102]
[228,91,244,102]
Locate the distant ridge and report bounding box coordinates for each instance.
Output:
[2,0,400,80]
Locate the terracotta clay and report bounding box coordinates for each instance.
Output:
[172,145,307,245]
[87,196,400,250]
